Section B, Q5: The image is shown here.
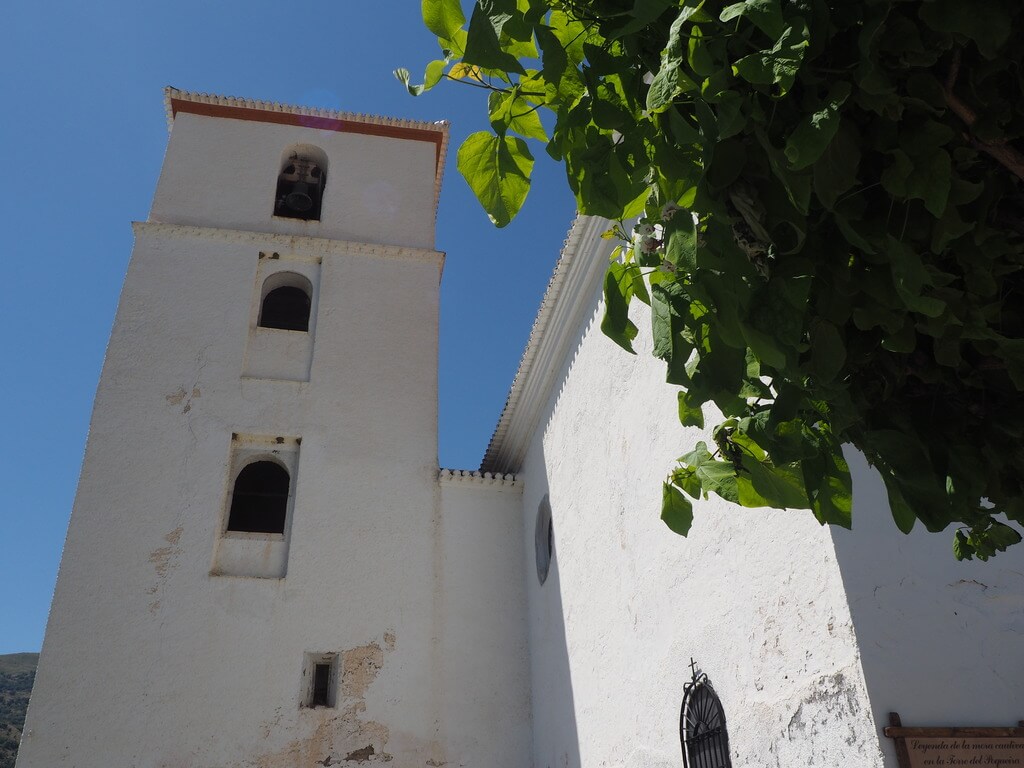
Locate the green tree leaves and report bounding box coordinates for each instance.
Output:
[731,22,809,96]
[488,89,547,140]
[457,132,534,226]
[464,1,528,74]
[411,0,1024,558]
[646,6,702,113]
[602,261,641,353]
[422,0,465,42]
[784,82,851,170]
[661,483,694,535]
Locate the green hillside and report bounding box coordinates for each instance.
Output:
[0,653,38,768]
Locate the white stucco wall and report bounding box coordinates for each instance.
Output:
[18,106,530,768]
[509,221,1024,768]
[150,112,439,250]
[438,472,532,767]
[831,450,1024,764]
[18,222,448,768]
[517,282,884,768]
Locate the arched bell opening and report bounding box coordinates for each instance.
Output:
[258,271,313,332]
[226,458,291,534]
[274,144,328,221]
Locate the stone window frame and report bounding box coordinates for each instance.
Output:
[220,434,301,543]
[301,652,339,709]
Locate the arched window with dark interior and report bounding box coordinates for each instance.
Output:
[227,460,290,534]
[680,661,732,768]
[274,144,328,221]
[258,272,313,332]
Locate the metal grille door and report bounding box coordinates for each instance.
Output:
[681,663,732,768]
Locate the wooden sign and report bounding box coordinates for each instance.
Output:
[885,713,1024,768]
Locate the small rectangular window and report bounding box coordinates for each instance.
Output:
[312,663,331,707]
[302,652,338,708]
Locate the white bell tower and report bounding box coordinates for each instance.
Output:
[17,90,529,768]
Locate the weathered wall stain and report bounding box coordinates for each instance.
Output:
[165,385,201,414]
[343,744,375,762]
[238,634,399,768]
[767,669,882,766]
[149,527,184,578]
[147,526,184,613]
[785,672,860,741]
[342,642,384,700]
[165,387,187,406]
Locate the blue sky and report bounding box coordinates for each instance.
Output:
[0,1,577,654]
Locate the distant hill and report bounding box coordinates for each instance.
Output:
[0,653,38,768]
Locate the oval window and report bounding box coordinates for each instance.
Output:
[535,494,554,585]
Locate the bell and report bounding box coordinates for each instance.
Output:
[285,182,314,212]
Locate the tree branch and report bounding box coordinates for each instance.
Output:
[944,49,1024,182]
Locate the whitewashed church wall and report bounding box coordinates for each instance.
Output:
[437,474,532,767]
[151,112,438,250]
[830,450,1024,764]
[18,225,452,767]
[517,271,885,768]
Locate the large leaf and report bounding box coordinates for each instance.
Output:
[548,9,590,64]
[662,482,695,535]
[535,25,569,93]
[602,262,640,353]
[681,442,740,503]
[457,131,534,227]
[463,0,527,74]
[422,0,466,41]
[611,0,675,40]
[651,282,695,384]
[801,434,853,527]
[737,458,809,509]
[650,282,674,359]
[784,82,851,170]
[758,131,812,214]
[646,6,701,113]
[732,22,809,96]
[488,90,549,140]
[568,129,648,219]
[664,213,697,271]
[678,390,705,428]
[720,0,785,39]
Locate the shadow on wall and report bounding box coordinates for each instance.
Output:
[830,448,1024,765]
[526,478,582,768]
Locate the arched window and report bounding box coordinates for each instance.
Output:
[274,145,328,221]
[227,460,290,534]
[681,662,732,768]
[258,272,312,332]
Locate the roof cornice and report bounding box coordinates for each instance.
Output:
[480,215,611,474]
[162,87,450,220]
[438,469,520,489]
[132,221,445,266]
